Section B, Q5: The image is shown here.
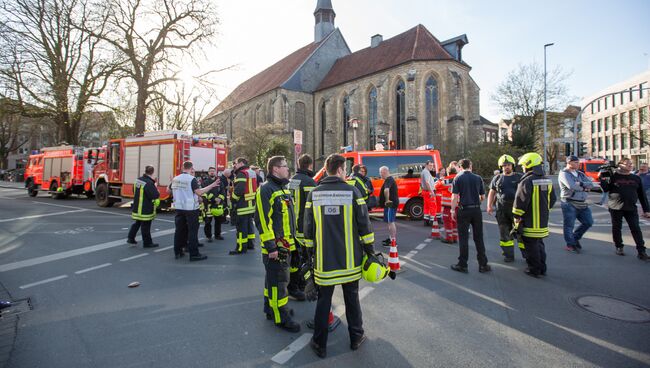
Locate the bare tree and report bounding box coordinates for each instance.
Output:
[0,98,33,169]
[492,62,572,159]
[90,0,219,134]
[0,0,117,145]
[230,124,292,168]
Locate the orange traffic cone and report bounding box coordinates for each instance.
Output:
[431,220,441,239]
[388,239,400,272]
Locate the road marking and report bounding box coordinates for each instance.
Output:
[424,239,432,243]
[430,262,447,269]
[400,258,432,269]
[75,263,112,274]
[120,253,148,262]
[272,286,375,365]
[33,201,175,223]
[0,209,86,223]
[415,243,427,250]
[229,229,236,232]
[405,251,418,258]
[154,246,173,253]
[0,228,175,272]
[19,275,68,289]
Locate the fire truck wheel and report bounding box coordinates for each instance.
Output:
[27,182,38,197]
[95,183,114,207]
[405,198,424,221]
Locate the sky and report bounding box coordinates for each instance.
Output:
[187,0,650,123]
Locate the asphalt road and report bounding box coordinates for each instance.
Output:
[0,184,649,368]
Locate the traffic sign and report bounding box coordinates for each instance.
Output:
[295,144,302,154]
[293,129,303,145]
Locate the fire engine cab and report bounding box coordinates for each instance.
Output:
[24,145,99,199]
[92,131,228,207]
[579,157,608,191]
[315,146,443,220]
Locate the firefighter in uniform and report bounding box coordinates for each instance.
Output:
[435,163,458,243]
[230,157,258,255]
[420,161,436,226]
[512,153,557,278]
[202,167,226,242]
[127,165,160,248]
[287,154,317,301]
[487,155,524,262]
[304,154,375,358]
[255,156,300,333]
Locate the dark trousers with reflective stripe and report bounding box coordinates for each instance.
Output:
[522,236,546,275]
[174,210,200,256]
[288,248,303,292]
[203,215,223,239]
[263,254,292,324]
[313,280,363,348]
[495,202,525,259]
[457,207,488,267]
[128,220,152,245]
[235,214,253,252]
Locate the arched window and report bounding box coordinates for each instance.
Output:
[342,94,350,147]
[396,79,406,149]
[425,76,440,147]
[320,101,327,156]
[368,87,378,149]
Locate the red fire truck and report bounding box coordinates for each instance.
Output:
[91,131,228,207]
[24,145,100,199]
[315,147,443,220]
[579,157,608,191]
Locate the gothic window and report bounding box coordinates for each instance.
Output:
[368,87,378,149]
[396,79,406,149]
[342,94,350,147]
[425,76,439,147]
[320,101,327,156]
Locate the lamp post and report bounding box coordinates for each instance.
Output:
[349,118,359,151]
[543,42,554,172]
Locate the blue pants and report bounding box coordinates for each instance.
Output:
[560,202,593,247]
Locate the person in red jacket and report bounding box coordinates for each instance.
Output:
[435,162,458,243]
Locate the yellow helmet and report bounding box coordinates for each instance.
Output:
[362,253,390,283]
[498,154,516,167]
[210,205,224,217]
[518,152,543,169]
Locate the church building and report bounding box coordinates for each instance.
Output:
[202,0,481,164]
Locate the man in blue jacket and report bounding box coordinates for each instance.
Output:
[558,155,594,253]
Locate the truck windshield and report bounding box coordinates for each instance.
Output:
[585,163,603,172]
[361,155,431,179]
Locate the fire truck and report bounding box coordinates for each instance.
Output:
[315,146,443,220]
[579,157,609,191]
[91,131,228,207]
[24,145,100,199]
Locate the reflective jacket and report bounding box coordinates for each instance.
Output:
[347,174,371,201]
[255,175,296,254]
[131,175,160,221]
[232,165,258,215]
[289,169,316,241]
[202,175,226,216]
[512,166,557,238]
[435,174,456,207]
[304,176,375,286]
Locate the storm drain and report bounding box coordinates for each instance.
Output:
[0,298,32,317]
[575,295,650,323]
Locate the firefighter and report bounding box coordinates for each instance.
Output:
[420,160,436,226]
[230,157,258,255]
[512,152,557,278]
[487,155,524,262]
[303,154,375,358]
[435,162,458,243]
[127,165,160,248]
[202,167,226,242]
[287,154,317,301]
[255,155,300,333]
[347,164,371,203]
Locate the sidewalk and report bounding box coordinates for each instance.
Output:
[0,182,24,190]
[0,283,17,368]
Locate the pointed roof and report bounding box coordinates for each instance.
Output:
[317,24,456,91]
[314,0,334,13]
[205,41,322,119]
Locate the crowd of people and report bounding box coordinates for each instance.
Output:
[122,150,649,358]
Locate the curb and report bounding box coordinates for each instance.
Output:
[0,283,17,368]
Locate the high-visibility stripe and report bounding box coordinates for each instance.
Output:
[360,233,374,244]
[532,186,539,229]
[344,204,353,270]
[305,202,312,208]
[513,208,525,216]
[304,186,315,192]
[316,272,362,286]
[500,240,514,247]
[314,266,362,278]
[234,178,247,183]
[270,286,281,323]
[356,198,366,206]
[256,190,274,242]
[293,185,301,227]
[304,238,314,248]
[547,185,552,209]
[315,206,323,271]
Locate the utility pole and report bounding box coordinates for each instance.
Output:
[543,43,554,172]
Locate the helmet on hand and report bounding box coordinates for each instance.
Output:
[362,253,390,283]
[498,154,516,167]
[210,205,224,217]
[518,152,543,169]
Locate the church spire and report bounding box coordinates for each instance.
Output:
[314,0,335,43]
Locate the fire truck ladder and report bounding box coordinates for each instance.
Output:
[181,139,191,164]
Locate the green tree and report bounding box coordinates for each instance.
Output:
[467,142,526,180]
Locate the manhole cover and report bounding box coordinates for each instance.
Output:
[576,295,650,323]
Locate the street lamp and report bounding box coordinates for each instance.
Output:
[349,118,359,151]
[543,42,554,172]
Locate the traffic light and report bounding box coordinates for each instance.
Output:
[565,143,571,157]
[578,142,587,157]
[389,140,397,150]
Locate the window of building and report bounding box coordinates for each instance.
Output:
[425,76,439,148]
[640,106,648,125]
[591,120,596,134]
[620,112,627,129]
[630,109,637,126]
[612,114,618,129]
[320,101,327,156]
[342,94,350,147]
[605,96,609,110]
[605,136,610,150]
[598,137,602,151]
[613,134,619,150]
[605,116,610,131]
[632,134,638,149]
[591,138,596,151]
[621,133,628,149]
[620,91,625,105]
[597,99,601,112]
[598,119,602,132]
[629,87,634,101]
[612,93,616,107]
[396,79,406,149]
[641,82,647,98]
[591,103,594,114]
[368,87,378,149]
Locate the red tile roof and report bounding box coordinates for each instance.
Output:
[317,24,454,91]
[205,41,321,119]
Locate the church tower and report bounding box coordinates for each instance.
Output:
[314,0,335,43]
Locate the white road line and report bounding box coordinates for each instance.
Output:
[400,258,432,269]
[19,275,68,289]
[273,286,376,365]
[120,253,148,262]
[415,243,427,250]
[430,262,447,269]
[0,228,175,272]
[229,229,236,232]
[154,246,174,253]
[405,251,418,258]
[0,209,86,223]
[33,201,175,223]
[75,263,112,274]
[424,238,432,243]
